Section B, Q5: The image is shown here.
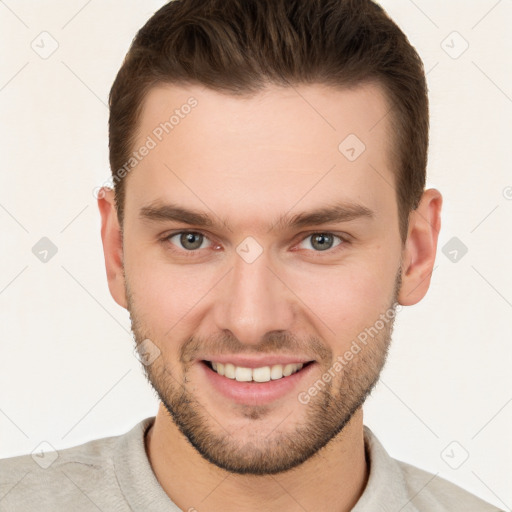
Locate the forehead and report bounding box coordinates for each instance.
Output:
[136,81,392,157]
[125,82,396,229]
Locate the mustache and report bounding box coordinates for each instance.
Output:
[179,331,332,365]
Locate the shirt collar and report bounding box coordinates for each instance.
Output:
[114,417,181,511]
[352,425,419,511]
[114,417,418,512]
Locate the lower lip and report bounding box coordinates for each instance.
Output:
[199,361,316,405]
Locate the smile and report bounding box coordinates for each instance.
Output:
[205,361,308,382]
[200,358,317,405]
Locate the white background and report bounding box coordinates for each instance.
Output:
[0,1,511,509]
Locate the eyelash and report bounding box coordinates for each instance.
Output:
[159,230,350,258]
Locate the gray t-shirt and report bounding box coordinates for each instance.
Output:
[0,417,501,511]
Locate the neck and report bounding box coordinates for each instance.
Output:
[145,403,369,512]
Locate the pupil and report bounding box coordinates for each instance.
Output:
[182,233,202,250]
[313,234,332,251]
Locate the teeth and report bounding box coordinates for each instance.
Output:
[270,365,284,380]
[224,363,236,379]
[235,366,252,382]
[283,364,294,377]
[253,366,271,382]
[210,362,304,382]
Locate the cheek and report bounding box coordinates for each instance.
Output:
[125,252,219,337]
[287,257,397,348]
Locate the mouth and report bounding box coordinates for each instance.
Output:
[203,360,313,382]
[199,359,317,405]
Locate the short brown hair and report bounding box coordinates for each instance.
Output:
[108,0,428,243]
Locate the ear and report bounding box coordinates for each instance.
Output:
[398,188,442,306]
[97,187,127,309]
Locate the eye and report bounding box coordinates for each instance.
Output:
[297,233,345,252]
[164,231,213,252]
[160,230,348,258]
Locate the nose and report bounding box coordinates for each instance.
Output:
[213,246,296,346]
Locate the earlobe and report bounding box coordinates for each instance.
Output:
[398,188,442,306]
[97,187,128,309]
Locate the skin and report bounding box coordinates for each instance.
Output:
[98,82,442,512]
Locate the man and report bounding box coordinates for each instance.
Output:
[0,0,501,510]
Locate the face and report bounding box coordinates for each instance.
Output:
[120,82,405,474]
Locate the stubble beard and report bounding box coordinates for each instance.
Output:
[127,269,402,475]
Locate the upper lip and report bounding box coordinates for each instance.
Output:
[200,355,314,368]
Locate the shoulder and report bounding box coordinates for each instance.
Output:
[361,425,502,512]
[1,430,118,474]
[0,421,146,512]
[396,458,502,511]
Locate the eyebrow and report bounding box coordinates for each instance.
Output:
[139,201,375,232]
